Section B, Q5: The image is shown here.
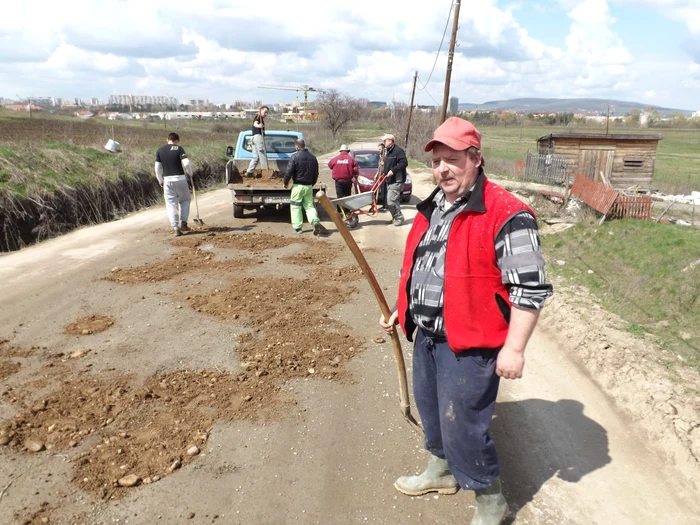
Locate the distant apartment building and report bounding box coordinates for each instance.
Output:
[108,95,178,106]
[26,97,55,108]
[182,98,208,107]
[692,110,700,119]
[449,97,459,115]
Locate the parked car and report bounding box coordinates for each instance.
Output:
[350,149,412,203]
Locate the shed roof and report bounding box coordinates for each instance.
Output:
[537,133,663,142]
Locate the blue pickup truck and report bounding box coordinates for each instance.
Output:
[225,130,304,218]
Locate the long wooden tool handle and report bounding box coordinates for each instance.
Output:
[315,187,422,433]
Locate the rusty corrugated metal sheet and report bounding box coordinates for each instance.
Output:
[570,174,619,215]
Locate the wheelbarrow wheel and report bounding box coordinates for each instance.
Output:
[345,214,359,229]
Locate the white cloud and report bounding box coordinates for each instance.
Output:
[0,0,695,109]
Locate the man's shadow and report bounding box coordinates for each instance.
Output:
[491,399,611,521]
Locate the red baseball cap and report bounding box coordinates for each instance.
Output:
[424,117,481,152]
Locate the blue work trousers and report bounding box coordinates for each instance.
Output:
[413,329,501,490]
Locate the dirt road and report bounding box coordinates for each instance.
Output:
[1,148,698,524]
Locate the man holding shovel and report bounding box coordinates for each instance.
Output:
[380,118,552,524]
[155,132,194,236]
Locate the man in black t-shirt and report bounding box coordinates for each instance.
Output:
[245,105,269,176]
[155,132,194,236]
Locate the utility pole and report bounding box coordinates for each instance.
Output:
[441,0,461,124]
[405,71,418,148]
[606,104,610,134]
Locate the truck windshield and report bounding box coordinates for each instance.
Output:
[243,135,298,154]
[354,153,380,169]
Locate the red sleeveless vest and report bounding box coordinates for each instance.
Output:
[397,177,533,351]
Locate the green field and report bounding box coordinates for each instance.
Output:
[542,219,700,370]
[477,125,700,194]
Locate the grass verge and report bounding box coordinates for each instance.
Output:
[541,219,700,370]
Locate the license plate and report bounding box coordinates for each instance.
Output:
[265,196,290,204]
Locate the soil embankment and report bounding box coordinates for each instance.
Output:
[0,162,225,252]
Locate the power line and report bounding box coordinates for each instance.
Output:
[416,75,442,108]
[418,0,454,91]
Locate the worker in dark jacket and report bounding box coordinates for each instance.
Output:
[284,139,329,236]
[381,134,408,226]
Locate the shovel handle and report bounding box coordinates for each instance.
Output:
[315,187,421,433]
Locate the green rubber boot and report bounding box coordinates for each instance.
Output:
[394,454,460,496]
[470,478,508,525]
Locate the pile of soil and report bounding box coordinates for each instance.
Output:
[2,368,285,499]
[106,250,257,283]
[281,244,341,267]
[73,369,283,499]
[0,360,20,381]
[187,275,363,383]
[231,173,286,187]
[0,339,36,358]
[1,228,366,503]
[64,315,115,336]
[173,231,309,253]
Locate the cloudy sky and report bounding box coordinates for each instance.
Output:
[1,0,699,110]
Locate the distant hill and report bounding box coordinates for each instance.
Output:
[457,98,691,116]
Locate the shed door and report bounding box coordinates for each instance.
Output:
[578,148,615,182]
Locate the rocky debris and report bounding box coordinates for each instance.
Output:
[69,349,91,359]
[117,474,140,487]
[31,399,47,413]
[0,359,21,381]
[168,458,182,473]
[372,336,386,344]
[187,445,200,457]
[25,439,45,452]
[64,315,115,336]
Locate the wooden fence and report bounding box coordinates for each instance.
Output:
[610,195,652,220]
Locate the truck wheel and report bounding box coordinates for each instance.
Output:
[345,214,359,229]
[233,204,245,218]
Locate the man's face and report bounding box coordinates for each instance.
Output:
[431,143,481,202]
[383,138,394,148]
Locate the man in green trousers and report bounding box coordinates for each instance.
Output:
[284,139,329,236]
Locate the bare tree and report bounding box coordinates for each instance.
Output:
[316,89,363,140]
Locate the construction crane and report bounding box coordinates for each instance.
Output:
[258,85,318,119]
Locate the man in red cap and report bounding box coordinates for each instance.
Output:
[380,117,552,524]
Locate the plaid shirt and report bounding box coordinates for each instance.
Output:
[409,183,553,337]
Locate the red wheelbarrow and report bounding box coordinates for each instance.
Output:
[330,174,386,229]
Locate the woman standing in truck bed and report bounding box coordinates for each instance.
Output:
[245,105,269,177]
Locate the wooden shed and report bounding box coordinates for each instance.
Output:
[537,133,663,192]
